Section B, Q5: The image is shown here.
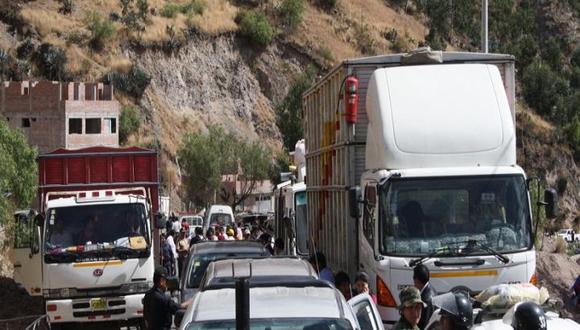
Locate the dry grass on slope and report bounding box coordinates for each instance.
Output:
[188,0,238,35]
[288,0,428,66]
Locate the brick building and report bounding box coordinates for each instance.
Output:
[0,81,120,154]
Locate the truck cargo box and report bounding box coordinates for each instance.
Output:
[38,146,159,213]
[303,51,515,274]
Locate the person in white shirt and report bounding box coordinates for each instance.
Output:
[165,231,178,276]
[50,220,74,247]
[172,218,181,234]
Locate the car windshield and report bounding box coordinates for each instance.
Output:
[379,175,532,256]
[45,203,148,254]
[185,318,353,330]
[559,229,569,234]
[187,253,266,288]
[209,213,233,227]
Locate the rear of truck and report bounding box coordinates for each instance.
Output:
[38,147,159,326]
[303,51,538,327]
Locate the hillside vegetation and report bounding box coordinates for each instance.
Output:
[0,0,577,225]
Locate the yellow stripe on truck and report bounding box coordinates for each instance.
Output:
[73,260,124,268]
[431,270,498,278]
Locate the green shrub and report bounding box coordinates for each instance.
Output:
[86,12,116,51]
[60,0,74,15]
[556,176,568,195]
[355,23,377,55]
[564,117,580,160]
[119,106,141,143]
[521,61,569,119]
[189,0,206,15]
[16,39,35,59]
[316,0,336,9]
[106,65,150,98]
[160,3,181,18]
[35,43,68,81]
[239,11,274,47]
[383,28,398,43]
[280,0,304,31]
[543,38,563,72]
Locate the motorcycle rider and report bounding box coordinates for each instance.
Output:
[511,301,547,330]
[431,292,473,330]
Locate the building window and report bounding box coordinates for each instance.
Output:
[104,118,117,134]
[23,87,29,96]
[85,118,101,134]
[69,118,82,134]
[21,118,30,128]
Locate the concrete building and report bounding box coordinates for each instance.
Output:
[220,175,274,213]
[0,81,120,154]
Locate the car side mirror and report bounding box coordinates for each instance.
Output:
[544,188,559,219]
[174,309,185,328]
[155,213,167,229]
[348,186,362,219]
[166,275,180,292]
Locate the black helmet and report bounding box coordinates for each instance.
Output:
[512,301,547,330]
[432,292,473,328]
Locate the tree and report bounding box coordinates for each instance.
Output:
[35,43,67,81]
[179,126,272,210]
[119,106,141,143]
[0,119,37,230]
[276,66,316,151]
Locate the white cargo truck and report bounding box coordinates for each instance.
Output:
[303,49,558,327]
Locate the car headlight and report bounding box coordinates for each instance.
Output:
[119,281,153,294]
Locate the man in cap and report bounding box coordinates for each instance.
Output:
[143,266,192,330]
[393,287,426,330]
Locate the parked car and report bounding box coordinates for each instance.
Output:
[198,257,318,290]
[178,241,270,303]
[177,278,383,330]
[557,228,579,242]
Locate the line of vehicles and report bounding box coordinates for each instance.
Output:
[7,48,578,329]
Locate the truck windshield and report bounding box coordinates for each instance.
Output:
[45,203,148,253]
[379,175,532,256]
[209,213,233,227]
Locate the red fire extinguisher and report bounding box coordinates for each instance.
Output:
[344,75,359,124]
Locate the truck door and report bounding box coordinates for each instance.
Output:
[359,184,377,273]
[9,211,42,296]
[348,293,385,330]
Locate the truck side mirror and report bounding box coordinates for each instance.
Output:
[544,188,559,219]
[155,213,167,229]
[348,186,362,219]
[34,213,44,227]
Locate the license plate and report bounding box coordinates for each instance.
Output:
[90,298,106,310]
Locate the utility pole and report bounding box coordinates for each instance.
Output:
[481,0,489,53]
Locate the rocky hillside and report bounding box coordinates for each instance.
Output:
[0,0,578,223]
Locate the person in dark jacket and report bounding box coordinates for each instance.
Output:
[160,234,174,277]
[143,266,192,330]
[413,264,436,329]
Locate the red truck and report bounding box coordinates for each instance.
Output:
[10,146,162,328]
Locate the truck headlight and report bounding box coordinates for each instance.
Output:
[119,281,152,294]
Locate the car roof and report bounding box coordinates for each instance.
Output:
[204,257,317,282]
[189,286,345,322]
[191,240,268,255]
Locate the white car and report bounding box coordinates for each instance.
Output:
[177,280,383,330]
[557,228,579,242]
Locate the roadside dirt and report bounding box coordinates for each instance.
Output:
[536,236,580,321]
[0,277,46,329]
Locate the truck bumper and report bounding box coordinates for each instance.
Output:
[46,293,144,324]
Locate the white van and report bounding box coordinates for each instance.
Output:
[204,205,235,232]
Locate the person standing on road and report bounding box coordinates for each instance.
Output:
[335,271,352,300]
[392,287,426,330]
[309,252,334,284]
[165,231,178,276]
[143,266,192,330]
[413,264,436,329]
[354,272,377,304]
[190,227,205,245]
[177,229,190,276]
[160,234,174,276]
